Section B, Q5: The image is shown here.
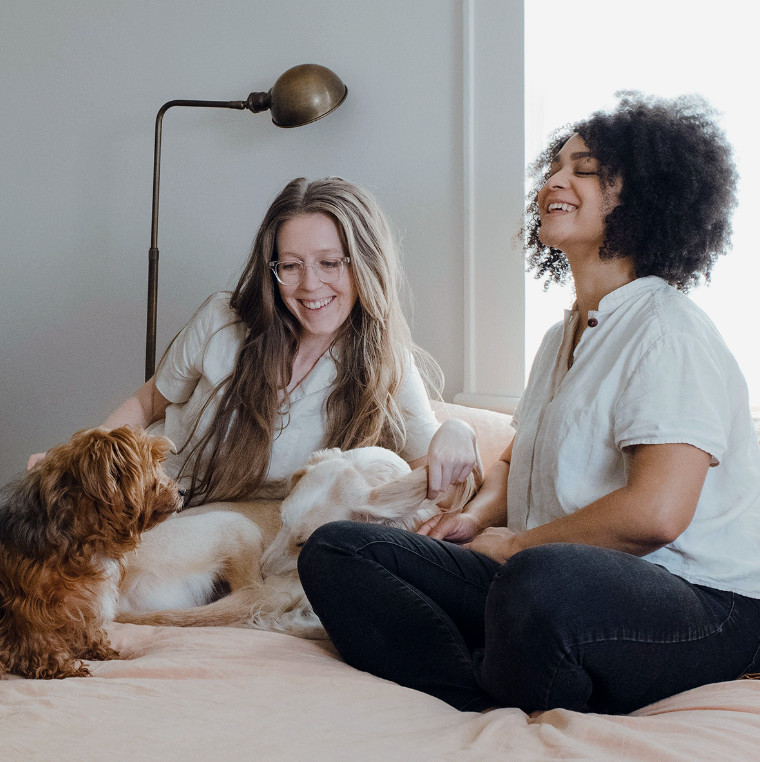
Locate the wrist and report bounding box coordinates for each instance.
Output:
[460,510,485,532]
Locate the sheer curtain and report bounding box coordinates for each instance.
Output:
[525,0,759,407]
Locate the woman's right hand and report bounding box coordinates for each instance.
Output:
[417,511,482,543]
[27,452,47,470]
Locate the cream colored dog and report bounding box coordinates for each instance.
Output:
[116,445,482,638]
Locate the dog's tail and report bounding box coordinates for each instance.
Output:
[115,586,264,628]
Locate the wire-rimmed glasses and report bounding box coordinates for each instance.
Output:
[269,256,350,286]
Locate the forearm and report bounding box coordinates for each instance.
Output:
[512,444,708,557]
[101,377,169,430]
[512,488,676,557]
[462,457,510,529]
[468,443,709,564]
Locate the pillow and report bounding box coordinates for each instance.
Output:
[431,400,514,470]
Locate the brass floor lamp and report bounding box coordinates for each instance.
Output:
[144,63,348,380]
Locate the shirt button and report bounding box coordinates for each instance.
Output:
[587,318,598,327]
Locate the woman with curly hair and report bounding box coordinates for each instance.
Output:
[28,177,478,503]
[298,94,760,714]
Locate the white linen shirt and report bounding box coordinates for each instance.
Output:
[509,277,760,598]
[149,292,439,494]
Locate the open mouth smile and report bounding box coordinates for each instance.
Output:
[300,296,335,311]
[547,202,578,213]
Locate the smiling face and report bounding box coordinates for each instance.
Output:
[537,134,621,259]
[275,213,358,345]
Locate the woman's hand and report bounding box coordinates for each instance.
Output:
[464,526,521,564]
[426,418,478,500]
[417,512,481,543]
[27,452,47,470]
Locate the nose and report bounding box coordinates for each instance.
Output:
[547,165,570,189]
[300,262,322,290]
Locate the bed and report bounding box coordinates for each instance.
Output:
[2,403,760,761]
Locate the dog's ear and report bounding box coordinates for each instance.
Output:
[287,448,342,493]
[305,448,342,467]
[288,467,308,492]
[364,467,429,519]
[150,435,175,463]
[69,427,154,547]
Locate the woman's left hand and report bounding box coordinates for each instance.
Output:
[464,526,521,564]
[426,418,478,500]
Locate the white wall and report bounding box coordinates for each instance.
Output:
[0,0,524,483]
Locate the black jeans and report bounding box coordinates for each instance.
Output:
[298,521,760,713]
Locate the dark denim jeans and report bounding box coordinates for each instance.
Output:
[298,521,760,714]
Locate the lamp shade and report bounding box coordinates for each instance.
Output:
[268,64,348,127]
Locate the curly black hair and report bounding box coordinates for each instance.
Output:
[524,92,738,291]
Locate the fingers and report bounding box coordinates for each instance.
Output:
[453,461,472,485]
[427,459,444,500]
[425,420,479,499]
[416,515,440,536]
[417,514,453,541]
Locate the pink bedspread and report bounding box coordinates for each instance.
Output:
[4,405,759,759]
[2,623,759,760]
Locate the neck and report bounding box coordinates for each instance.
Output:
[283,334,334,395]
[296,333,335,363]
[568,252,637,320]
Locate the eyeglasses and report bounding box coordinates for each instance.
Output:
[269,256,350,286]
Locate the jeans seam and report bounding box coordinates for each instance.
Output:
[352,537,494,593]
[542,593,740,708]
[369,558,476,675]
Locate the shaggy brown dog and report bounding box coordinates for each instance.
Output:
[0,427,183,679]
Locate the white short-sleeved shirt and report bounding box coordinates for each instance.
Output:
[509,276,760,598]
[148,292,439,494]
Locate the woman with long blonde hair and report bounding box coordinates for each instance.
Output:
[29,176,477,504]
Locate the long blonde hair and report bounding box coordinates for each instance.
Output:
[176,177,442,504]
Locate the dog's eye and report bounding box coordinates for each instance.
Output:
[295,541,305,548]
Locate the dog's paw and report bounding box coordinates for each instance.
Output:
[84,644,120,661]
[248,604,326,640]
[34,660,92,679]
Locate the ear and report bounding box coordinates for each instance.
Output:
[150,435,175,462]
[345,447,410,488]
[288,467,308,492]
[305,448,343,466]
[364,467,428,520]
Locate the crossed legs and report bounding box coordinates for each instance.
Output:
[299,522,760,713]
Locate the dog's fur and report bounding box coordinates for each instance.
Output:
[115,445,482,638]
[0,427,183,679]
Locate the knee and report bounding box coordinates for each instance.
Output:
[487,544,600,632]
[298,520,349,573]
[297,520,371,587]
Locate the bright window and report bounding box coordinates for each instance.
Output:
[525,0,759,406]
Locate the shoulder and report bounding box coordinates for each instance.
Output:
[639,284,729,361]
[533,319,565,367]
[194,291,241,331]
[180,292,245,352]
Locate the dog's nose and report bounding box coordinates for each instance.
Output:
[178,488,186,497]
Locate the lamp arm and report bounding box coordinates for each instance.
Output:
[144,97,266,381]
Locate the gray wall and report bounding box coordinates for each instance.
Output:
[0,0,524,482]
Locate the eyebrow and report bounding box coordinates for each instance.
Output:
[550,151,594,163]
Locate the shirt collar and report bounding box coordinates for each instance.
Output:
[594,276,669,315]
[565,276,669,322]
